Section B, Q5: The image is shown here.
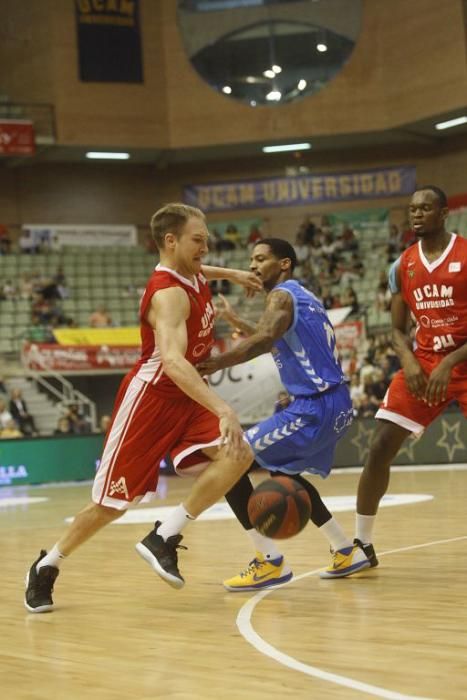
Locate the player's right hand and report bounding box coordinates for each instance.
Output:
[219,410,246,460]
[403,357,428,400]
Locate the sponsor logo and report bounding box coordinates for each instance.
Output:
[448,262,461,272]
[419,315,431,328]
[109,476,129,498]
[0,464,28,485]
[192,343,207,358]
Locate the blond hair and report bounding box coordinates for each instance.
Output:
[150,203,205,250]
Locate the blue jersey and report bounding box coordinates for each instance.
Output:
[272,280,345,397]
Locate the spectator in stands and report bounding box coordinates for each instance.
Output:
[400,219,416,249]
[89,305,113,328]
[99,414,112,434]
[53,267,70,299]
[19,272,34,300]
[366,367,390,402]
[0,419,23,439]
[0,224,12,254]
[65,404,92,434]
[204,244,231,295]
[300,215,317,244]
[349,373,364,402]
[9,389,39,436]
[320,285,334,310]
[357,393,378,418]
[387,224,402,262]
[376,279,391,311]
[0,398,14,430]
[222,223,242,249]
[19,229,39,254]
[246,224,263,248]
[25,314,55,343]
[293,230,310,279]
[342,285,359,315]
[54,417,73,435]
[2,279,18,300]
[274,390,291,413]
[340,224,359,252]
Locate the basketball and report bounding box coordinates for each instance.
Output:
[247,476,311,539]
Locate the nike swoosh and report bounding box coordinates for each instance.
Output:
[253,572,275,582]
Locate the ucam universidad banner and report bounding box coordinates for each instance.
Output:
[183,166,416,213]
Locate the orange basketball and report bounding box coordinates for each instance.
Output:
[247,476,311,539]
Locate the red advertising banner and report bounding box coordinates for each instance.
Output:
[0,120,35,155]
[334,320,364,350]
[22,343,140,371]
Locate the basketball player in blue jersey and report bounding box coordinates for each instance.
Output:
[197,238,370,590]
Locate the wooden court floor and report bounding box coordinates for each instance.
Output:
[1,465,467,700]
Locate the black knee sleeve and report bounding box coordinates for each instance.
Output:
[274,471,332,528]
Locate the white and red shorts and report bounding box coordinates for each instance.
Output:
[376,354,467,435]
[92,373,221,509]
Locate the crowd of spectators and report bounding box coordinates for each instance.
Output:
[291,215,365,315]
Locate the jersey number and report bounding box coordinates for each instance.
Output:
[323,322,339,362]
[433,334,455,352]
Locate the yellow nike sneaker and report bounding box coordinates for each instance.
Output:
[319,543,371,579]
[223,553,293,592]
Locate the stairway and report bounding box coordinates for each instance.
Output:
[4,376,62,436]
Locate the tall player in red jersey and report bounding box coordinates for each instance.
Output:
[25,203,256,613]
[353,186,467,567]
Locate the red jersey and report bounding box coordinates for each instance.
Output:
[133,265,215,395]
[399,234,467,362]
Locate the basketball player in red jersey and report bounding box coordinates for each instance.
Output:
[25,203,256,613]
[353,186,467,567]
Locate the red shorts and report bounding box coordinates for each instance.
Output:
[92,374,221,509]
[376,354,467,434]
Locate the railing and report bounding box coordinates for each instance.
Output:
[0,102,56,144]
[27,369,98,431]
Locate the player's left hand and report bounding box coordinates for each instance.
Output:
[232,270,263,297]
[197,356,222,376]
[424,360,452,406]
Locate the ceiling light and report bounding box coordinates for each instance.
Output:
[272,65,282,74]
[86,152,130,160]
[246,76,256,83]
[435,115,467,130]
[266,90,282,101]
[297,79,307,91]
[222,85,232,94]
[316,43,327,52]
[262,143,312,153]
[263,69,276,79]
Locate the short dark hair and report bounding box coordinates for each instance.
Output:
[413,185,448,208]
[254,237,297,272]
[150,203,205,250]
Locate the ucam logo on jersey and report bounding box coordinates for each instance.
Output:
[448,262,461,272]
[413,284,454,309]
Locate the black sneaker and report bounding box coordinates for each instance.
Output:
[24,550,59,613]
[354,538,379,568]
[135,521,187,589]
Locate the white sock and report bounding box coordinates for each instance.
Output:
[355,514,376,545]
[319,517,353,552]
[247,529,282,560]
[36,544,66,572]
[157,504,195,541]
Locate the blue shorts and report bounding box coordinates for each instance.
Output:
[245,384,353,478]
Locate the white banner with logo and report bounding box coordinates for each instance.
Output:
[22,224,137,249]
